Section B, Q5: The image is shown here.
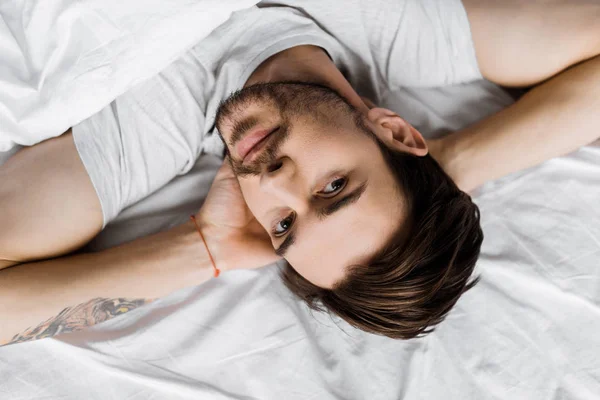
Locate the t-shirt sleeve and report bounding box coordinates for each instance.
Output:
[258,0,482,89]
[361,0,482,88]
[72,53,207,227]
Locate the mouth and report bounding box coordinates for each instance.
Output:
[236,126,279,164]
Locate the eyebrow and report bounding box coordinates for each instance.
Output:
[274,181,369,258]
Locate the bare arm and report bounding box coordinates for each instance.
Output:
[0,161,278,346]
[0,221,212,346]
[430,0,600,191]
[433,55,600,192]
[463,0,600,87]
[0,130,103,269]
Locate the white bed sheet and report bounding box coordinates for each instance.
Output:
[1,80,599,399]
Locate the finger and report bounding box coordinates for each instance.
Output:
[214,157,236,180]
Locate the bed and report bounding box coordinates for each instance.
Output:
[1,3,600,400]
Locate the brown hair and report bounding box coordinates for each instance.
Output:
[282,136,483,339]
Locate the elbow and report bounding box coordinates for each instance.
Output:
[0,258,19,270]
[0,223,20,270]
[0,225,20,269]
[0,230,21,270]
[0,188,24,269]
[0,229,23,270]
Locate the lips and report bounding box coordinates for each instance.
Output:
[235,126,278,163]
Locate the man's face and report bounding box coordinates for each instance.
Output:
[216,82,407,288]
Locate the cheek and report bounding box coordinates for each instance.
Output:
[237,177,271,229]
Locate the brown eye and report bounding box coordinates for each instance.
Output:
[273,213,295,236]
[319,178,347,196]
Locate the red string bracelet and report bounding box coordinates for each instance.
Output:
[190,215,220,278]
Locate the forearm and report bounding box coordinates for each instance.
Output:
[435,55,600,192]
[0,221,213,346]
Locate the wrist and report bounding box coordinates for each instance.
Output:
[175,221,221,280]
[428,137,458,178]
[189,216,233,273]
[429,135,476,193]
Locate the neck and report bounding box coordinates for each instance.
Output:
[245,45,370,114]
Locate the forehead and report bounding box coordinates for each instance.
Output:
[286,172,406,288]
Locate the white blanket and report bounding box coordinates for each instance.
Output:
[0,0,258,151]
[1,78,599,399]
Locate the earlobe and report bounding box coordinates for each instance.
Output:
[367,108,428,157]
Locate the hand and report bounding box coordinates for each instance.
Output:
[195,159,281,271]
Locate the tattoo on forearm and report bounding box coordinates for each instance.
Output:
[3,297,152,346]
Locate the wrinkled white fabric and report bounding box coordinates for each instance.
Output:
[1,79,599,399]
[0,0,258,151]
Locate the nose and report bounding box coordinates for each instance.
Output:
[261,158,309,214]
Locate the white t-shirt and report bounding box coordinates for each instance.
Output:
[72,0,482,227]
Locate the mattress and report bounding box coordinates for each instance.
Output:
[1,80,599,399]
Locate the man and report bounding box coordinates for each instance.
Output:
[1,0,599,345]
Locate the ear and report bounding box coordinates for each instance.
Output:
[366,107,428,157]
